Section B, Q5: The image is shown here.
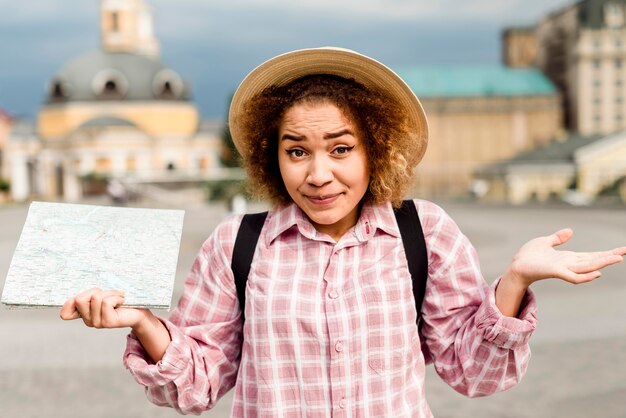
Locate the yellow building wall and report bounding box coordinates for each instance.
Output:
[37,102,199,139]
[0,117,10,149]
[577,141,626,197]
[412,95,562,197]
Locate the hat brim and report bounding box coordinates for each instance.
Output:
[229,47,429,166]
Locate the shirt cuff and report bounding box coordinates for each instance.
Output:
[123,317,191,387]
[475,277,538,349]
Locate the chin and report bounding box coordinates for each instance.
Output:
[307,213,337,225]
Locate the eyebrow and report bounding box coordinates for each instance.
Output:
[280,129,355,142]
[323,129,354,140]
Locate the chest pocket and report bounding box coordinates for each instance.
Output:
[360,261,416,376]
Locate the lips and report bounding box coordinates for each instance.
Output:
[305,193,341,205]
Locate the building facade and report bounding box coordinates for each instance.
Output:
[475,131,626,204]
[505,0,626,136]
[398,65,563,197]
[502,26,538,68]
[7,0,222,202]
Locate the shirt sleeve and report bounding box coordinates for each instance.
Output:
[416,200,538,398]
[123,215,244,414]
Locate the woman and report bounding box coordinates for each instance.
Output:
[61,47,626,416]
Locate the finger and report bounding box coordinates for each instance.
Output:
[100,294,126,328]
[60,298,80,320]
[572,253,624,274]
[549,228,574,247]
[558,269,601,284]
[74,288,102,324]
[555,269,602,284]
[91,290,125,328]
[611,247,626,257]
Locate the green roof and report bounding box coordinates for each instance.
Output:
[396,65,557,98]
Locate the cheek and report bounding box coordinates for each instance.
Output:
[278,155,299,193]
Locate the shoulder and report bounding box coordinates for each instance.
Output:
[411,198,458,234]
[197,214,245,264]
[409,199,474,265]
[201,210,271,262]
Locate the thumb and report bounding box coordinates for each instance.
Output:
[549,228,574,247]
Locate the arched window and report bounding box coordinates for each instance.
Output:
[92,69,129,100]
[153,69,184,99]
[48,78,70,102]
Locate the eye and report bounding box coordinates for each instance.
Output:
[286,149,307,158]
[332,146,355,155]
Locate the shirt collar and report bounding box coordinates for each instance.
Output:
[264,203,319,246]
[354,201,402,241]
[264,201,402,246]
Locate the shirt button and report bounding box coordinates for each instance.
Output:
[328,290,339,299]
[335,340,343,352]
[339,398,347,409]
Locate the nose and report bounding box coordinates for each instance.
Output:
[306,156,333,186]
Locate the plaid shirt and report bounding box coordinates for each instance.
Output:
[124,199,537,417]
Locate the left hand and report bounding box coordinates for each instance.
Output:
[506,228,626,288]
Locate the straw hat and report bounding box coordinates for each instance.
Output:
[228,47,429,166]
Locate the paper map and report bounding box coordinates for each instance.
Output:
[1,201,184,309]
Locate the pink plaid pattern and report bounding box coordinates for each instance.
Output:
[124,199,537,417]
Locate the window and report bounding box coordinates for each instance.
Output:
[92,69,128,100]
[48,78,69,102]
[594,37,601,48]
[152,69,184,100]
[605,2,625,28]
[111,12,119,32]
[616,58,623,68]
[593,59,601,69]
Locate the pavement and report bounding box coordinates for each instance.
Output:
[1,199,625,417]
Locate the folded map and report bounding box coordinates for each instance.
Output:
[1,201,184,309]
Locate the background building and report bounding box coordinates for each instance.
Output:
[490,0,626,204]
[502,26,538,69]
[399,65,563,197]
[0,109,11,179]
[475,131,626,204]
[505,0,626,136]
[6,0,223,203]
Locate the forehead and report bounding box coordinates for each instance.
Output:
[280,100,357,128]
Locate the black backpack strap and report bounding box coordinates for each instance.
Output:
[394,199,428,321]
[231,211,268,323]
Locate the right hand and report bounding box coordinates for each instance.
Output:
[60,288,149,329]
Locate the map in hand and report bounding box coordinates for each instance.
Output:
[1,201,184,309]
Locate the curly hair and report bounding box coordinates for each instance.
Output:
[237,74,420,208]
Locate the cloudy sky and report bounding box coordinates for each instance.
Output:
[0,0,572,119]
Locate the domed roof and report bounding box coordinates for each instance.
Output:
[46,50,192,103]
